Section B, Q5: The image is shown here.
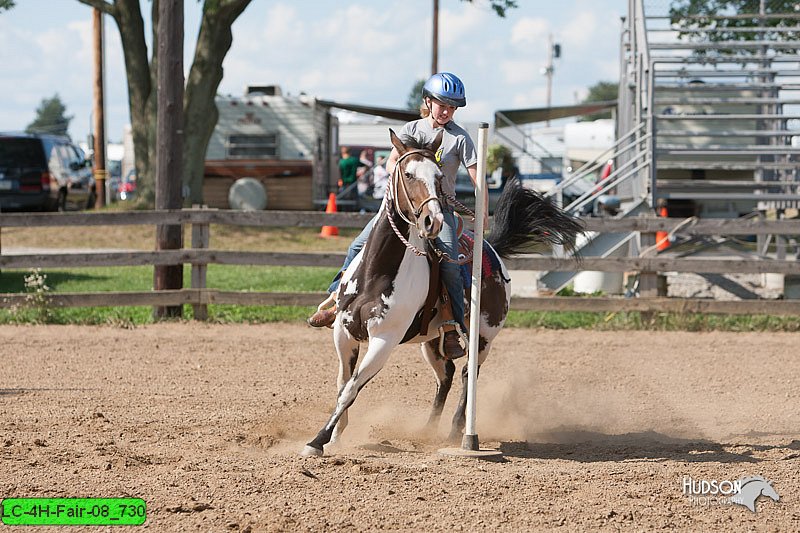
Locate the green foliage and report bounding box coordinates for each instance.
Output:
[406,79,426,111]
[462,0,518,17]
[487,144,516,175]
[669,0,800,56]
[26,94,72,137]
[505,310,800,331]
[579,81,618,121]
[0,265,338,295]
[1,264,799,331]
[0,264,337,325]
[0,0,15,11]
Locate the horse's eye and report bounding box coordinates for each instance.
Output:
[404,172,413,179]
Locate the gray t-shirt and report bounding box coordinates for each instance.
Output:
[399,118,477,196]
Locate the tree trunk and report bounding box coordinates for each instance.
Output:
[183,0,252,206]
[154,0,184,319]
[80,0,253,208]
[105,0,154,204]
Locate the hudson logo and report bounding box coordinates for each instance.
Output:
[682,475,779,512]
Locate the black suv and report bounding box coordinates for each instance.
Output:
[0,133,95,211]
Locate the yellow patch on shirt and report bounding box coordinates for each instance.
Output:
[435,148,444,167]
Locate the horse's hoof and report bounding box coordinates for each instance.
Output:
[300,445,324,457]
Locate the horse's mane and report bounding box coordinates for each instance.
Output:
[400,135,436,155]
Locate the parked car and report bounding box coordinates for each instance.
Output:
[0,133,95,212]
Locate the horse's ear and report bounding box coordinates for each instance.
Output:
[389,129,407,155]
[431,130,443,153]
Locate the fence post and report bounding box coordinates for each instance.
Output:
[191,205,210,320]
[639,230,666,298]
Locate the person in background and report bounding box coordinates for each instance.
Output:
[338,146,359,204]
[308,72,484,359]
[371,155,389,200]
[356,149,373,197]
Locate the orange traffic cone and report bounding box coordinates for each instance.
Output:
[320,193,339,237]
[656,206,669,251]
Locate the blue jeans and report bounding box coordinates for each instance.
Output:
[328,209,465,331]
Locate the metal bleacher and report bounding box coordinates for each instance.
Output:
[538,0,800,292]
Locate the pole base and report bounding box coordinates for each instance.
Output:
[438,433,503,458]
[462,433,479,451]
[438,447,503,458]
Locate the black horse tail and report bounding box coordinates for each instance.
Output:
[486,178,584,259]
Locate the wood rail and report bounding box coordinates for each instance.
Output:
[1,209,798,317]
[2,290,800,317]
[2,209,800,234]
[1,251,797,275]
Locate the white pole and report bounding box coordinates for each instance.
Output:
[462,122,488,451]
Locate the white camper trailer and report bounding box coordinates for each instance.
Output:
[202,86,330,210]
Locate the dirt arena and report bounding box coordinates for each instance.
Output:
[2,323,799,531]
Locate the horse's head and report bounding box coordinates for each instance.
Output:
[388,128,445,240]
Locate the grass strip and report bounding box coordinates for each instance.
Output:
[2,266,800,331]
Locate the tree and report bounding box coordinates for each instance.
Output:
[417,1,518,110]
[78,1,513,207]
[78,0,252,206]
[464,0,517,18]
[405,79,425,111]
[669,0,800,56]
[26,94,73,137]
[487,144,515,175]
[579,81,617,121]
[0,0,14,12]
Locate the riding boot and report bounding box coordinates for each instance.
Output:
[307,308,336,328]
[443,330,466,359]
[439,294,466,359]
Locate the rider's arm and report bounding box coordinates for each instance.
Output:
[386,148,400,175]
[467,164,489,228]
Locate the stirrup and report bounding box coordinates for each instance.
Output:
[438,321,468,358]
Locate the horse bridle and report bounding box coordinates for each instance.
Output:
[388,149,442,227]
[385,149,474,265]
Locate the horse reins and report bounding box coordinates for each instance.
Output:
[385,150,475,265]
[389,149,441,226]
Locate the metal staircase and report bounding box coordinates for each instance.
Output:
[636,0,800,216]
[538,0,800,293]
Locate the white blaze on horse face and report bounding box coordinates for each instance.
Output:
[405,158,444,237]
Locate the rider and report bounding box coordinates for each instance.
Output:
[308,72,486,359]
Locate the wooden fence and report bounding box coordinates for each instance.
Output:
[2,209,800,317]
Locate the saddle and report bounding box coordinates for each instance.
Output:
[402,231,505,343]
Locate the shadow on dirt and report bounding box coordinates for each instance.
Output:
[498,429,769,463]
[0,387,95,397]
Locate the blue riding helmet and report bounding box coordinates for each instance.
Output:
[422,72,466,108]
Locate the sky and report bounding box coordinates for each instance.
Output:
[0,0,627,143]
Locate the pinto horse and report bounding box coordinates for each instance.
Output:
[301,130,582,457]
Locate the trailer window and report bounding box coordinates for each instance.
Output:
[227,133,278,158]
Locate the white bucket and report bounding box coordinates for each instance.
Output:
[573,270,624,295]
[509,270,540,297]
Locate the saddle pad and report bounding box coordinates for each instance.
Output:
[457,231,504,289]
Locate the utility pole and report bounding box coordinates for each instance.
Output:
[92,8,106,208]
[153,0,184,319]
[542,34,561,126]
[432,0,439,75]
